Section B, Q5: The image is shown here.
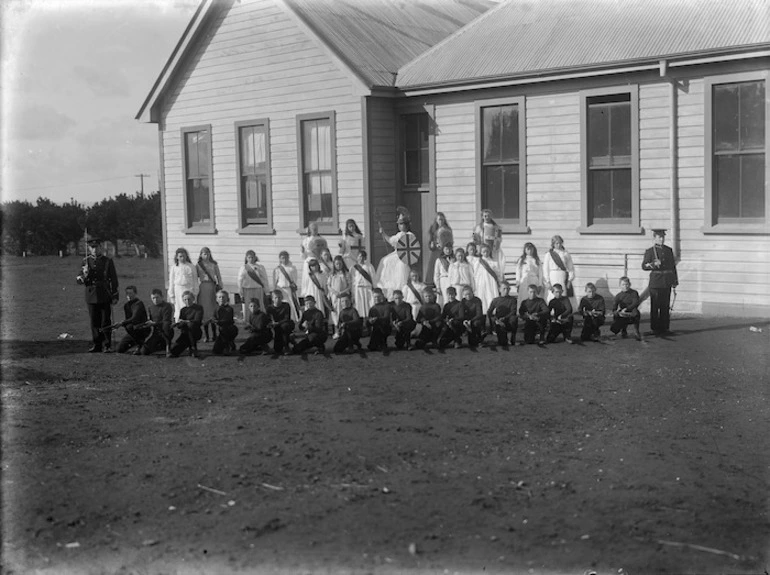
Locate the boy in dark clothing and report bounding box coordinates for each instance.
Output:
[267,290,295,355]
[211,290,239,355]
[546,283,574,344]
[519,284,549,345]
[115,285,149,353]
[461,285,486,348]
[140,289,174,356]
[334,295,363,354]
[391,290,417,350]
[610,277,643,341]
[488,280,518,346]
[367,289,393,351]
[578,282,605,342]
[170,290,203,357]
[293,295,328,355]
[414,288,443,350]
[439,286,465,349]
[239,298,273,355]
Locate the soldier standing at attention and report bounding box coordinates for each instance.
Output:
[642,229,679,336]
[76,238,119,353]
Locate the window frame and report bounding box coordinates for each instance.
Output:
[235,119,274,235]
[475,96,529,233]
[578,85,642,234]
[399,111,432,192]
[181,124,216,234]
[296,111,338,234]
[703,70,770,234]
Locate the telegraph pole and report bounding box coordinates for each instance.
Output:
[135,173,151,197]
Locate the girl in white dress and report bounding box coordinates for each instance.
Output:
[465,242,480,273]
[302,258,328,316]
[338,219,365,271]
[350,250,377,319]
[473,209,506,276]
[542,235,575,303]
[515,242,543,303]
[449,247,475,296]
[168,247,198,322]
[238,250,270,322]
[474,243,501,313]
[273,250,301,322]
[402,269,427,320]
[433,243,454,306]
[300,222,329,294]
[376,208,416,300]
[426,212,453,285]
[327,255,351,338]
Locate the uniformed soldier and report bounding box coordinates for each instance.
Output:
[76,238,119,352]
[641,229,678,336]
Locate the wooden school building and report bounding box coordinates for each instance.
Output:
[137,0,770,317]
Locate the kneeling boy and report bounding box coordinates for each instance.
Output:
[487,281,518,346]
[414,288,443,349]
[578,282,605,342]
[211,290,239,355]
[518,284,548,345]
[239,298,273,354]
[610,276,643,341]
[546,283,574,343]
[140,289,174,356]
[170,290,203,357]
[294,295,328,354]
[334,295,363,353]
[267,290,295,354]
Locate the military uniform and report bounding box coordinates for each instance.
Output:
[77,242,118,352]
[642,231,678,334]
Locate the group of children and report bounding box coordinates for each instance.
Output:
[108,273,643,358]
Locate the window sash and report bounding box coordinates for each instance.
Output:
[183,128,212,228]
[238,124,269,226]
[402,113,430,187]
[298,114,336,228]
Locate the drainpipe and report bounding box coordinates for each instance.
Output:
[660,59,680,260]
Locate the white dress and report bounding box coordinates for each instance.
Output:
[433,257,452,306]
[273,264,300,322]
[168,262,198,321]
[338,233,365,270]
[543,248,575,303]
[449,261,475,295]
[516,256,543,303]
[474,257,500,313]
[302,269,328,315]
[403,280,427,319]
[474,222,506,275]
[376,231,415,300]
[238,262,269,321]
[350,261,377,319]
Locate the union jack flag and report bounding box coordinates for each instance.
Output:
[396,233,421,266]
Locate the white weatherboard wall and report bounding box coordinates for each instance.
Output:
[429,67,770,316]
[159,0,367,296]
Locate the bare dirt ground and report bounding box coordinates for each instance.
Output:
[2,256,769,575]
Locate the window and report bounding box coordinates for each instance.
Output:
[235,120,272,233]
[297,112,337,231]
[182,126,214,231]
[579,87,640,233]
[476,97,527,230]
[705,73,768,232]
[401,113,430,188]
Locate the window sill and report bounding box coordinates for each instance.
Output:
[499,223,531,234]
[237,225,276,235]
[576,224,645,235]
[296,224,340,235]
[701,223,769,235]
[183,226,217,235]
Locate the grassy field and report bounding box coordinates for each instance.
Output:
[2,256,769,574]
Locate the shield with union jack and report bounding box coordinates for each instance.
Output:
[396,233,421,266]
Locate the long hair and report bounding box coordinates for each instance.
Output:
[519,242,540,265]
[479,209,499,227]
[550,235,565,250]
[174,247,191,265]
[332,255,349,274]
[343,219,363,237]
[198,246,218,265]
[429,212,452,236]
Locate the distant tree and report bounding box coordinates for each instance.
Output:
[0,201,34,255]
[87,191,162,257]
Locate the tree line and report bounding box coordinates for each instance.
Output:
[0,192,163,257]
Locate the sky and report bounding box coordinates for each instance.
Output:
[1,0,200,206]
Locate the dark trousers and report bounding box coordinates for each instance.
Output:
[649,288,671,333]
[170,326,202,356]
[415,324,441,348]
[333,327,362,353]
[272,322,295,354]
[523,317,548,344]
[293,331,327,354]
[610,314,640,334]
[368,322,391,351]
[212,325,238,354]
[492,318,518,345]
[117,325,150,353]
[394,320,417,349]
[547,319,573,343]
[580,316,604,341]
[465,319,486,347]
[140,327,173,355]
[88,301,112,348]
[438,320,464,348]
[239,331,272,354]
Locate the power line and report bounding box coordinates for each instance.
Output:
[9,175,142,193]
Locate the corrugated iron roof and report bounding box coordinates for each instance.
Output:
[397,0,770,89]
[285,0,493,87]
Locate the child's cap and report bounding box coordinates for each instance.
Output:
[304,295,316,303]
[651,228,667,237]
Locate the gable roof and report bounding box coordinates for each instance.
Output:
[285,0,493,87]
[397,0,770,91]
[136,0,492,122]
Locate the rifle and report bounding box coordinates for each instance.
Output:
[98,322,123,334]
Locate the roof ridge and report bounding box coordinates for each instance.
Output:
[397,0,510,81]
